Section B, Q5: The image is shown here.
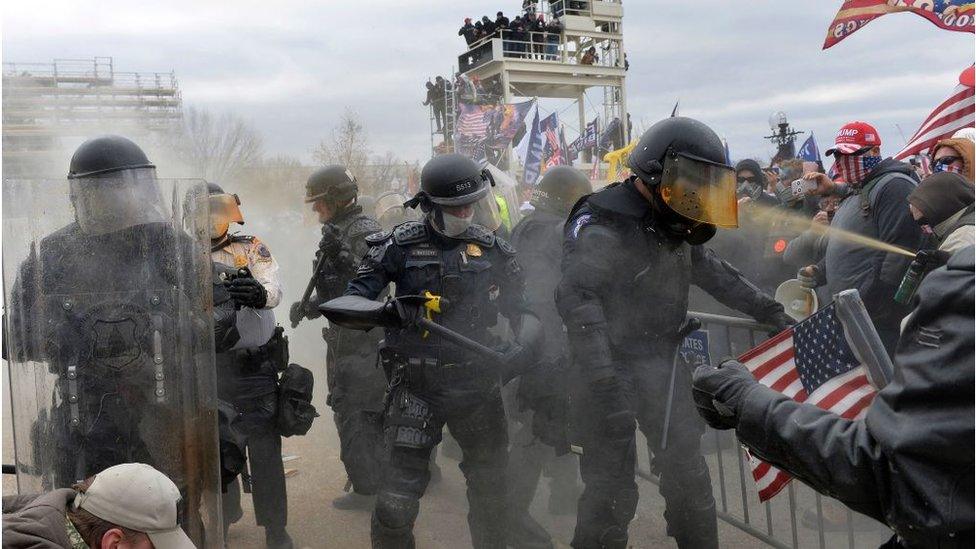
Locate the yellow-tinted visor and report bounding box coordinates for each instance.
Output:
[659,153,738,228]
[209,193,244,236]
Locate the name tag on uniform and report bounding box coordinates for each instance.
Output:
[410,248,438,257]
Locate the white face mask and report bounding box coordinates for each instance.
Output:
[439,210,474,237]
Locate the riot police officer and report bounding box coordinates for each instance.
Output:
[506,166,591,548]
[375,191,420,230]
[288,165,387,510]
[208,183,293,549]
[4,135,222,545]
[332,153,541,548]
[556,117,794,548]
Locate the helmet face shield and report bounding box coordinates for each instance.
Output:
[69,167,168,235]
[659,153,738,228]
[209,193,244,238]
[472,190,503,231]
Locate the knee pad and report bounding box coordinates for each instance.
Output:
[374,492,420,530]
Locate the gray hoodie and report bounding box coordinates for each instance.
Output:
[2,489,76,548]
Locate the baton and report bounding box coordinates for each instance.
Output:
[659,317,702,451]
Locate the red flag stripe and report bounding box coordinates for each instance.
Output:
[897,110,976,159]
[840,391,875,420]
[811,374,870,410]
[749,347,795,381]
[909,99,975,143]
[769,368,800,393]
[739,328,793,363]
[910,86,972,138]
[752,460,771,480]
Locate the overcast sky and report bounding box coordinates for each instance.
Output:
[3,1,973,166]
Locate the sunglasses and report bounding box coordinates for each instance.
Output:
[933,155,962,167]
[736,176,758,184]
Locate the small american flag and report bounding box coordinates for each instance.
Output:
[738,303,877,501]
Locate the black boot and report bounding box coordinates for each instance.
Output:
[506,513,553,549]
[265,527,294,549]
[333,491,377,511]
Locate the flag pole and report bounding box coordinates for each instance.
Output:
[834,290,895,389]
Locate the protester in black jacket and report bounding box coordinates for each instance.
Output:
[481,16,496,37]
[495,11,509,31]
[459,18,476,45]
[692,245,975,549]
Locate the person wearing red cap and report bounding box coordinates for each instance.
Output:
[797,121,925,356]
[459,18,476,45]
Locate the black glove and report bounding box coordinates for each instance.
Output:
[318,224,346,258]
[765,311,796,336]
[226,277,267,309]
[691,359,759,430]
[289,301,305,327]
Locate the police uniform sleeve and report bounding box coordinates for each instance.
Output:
[732,248,975,535]
[492,236,531,320]
[555,213,617,384]
[345,232,400,300]
[691,245,785,323]
[246,237,283,309]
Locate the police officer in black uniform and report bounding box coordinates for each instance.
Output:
[557,117,794,548]
[289,166,388,510]
[506,166,591,548]
[336,153,541,548]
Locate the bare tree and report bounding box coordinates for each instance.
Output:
[311,108,371,177]
[173,106,264,182]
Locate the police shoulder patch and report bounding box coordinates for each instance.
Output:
[495,236,516,256]
[568,213,592,240]
[347,215,382,239]
[365,229,393,246]
[463,224,496,247]
[254,242,272,260]
[393,221,428,246]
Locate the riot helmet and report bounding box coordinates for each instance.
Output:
[66,135,167,236]
[305,165,358,205]
[207,182,244,242]
[627,117,738,241]
[407,153,500,237]
[531,166,592,214]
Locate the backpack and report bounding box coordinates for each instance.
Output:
[276,363,320,437]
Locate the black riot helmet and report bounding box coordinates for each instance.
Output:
[67,135,156,179]
[627,117,738,240]
[532,166,592,214]
[408,153,491,209]
[305,165,359,206]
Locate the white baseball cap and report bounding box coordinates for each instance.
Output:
[73,463,196,549]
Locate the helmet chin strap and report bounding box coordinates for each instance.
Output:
[211,232,231,252]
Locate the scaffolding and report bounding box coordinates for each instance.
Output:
[450,0,627,177]
[2,57,183,176]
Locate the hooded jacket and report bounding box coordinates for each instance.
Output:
[931,137,975,183]
[2,489,77,548]
[823,158,924,339]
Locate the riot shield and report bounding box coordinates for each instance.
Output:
[2,177,223,548]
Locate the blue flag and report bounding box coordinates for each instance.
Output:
[796,133,820,162]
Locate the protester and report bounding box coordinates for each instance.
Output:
[930,135,974,182]
[580,46,598,65]
[458,18,476,45]
[908,172,975,252]
[495,11,509,31]
[798,121,924,356]
[545,18,563,60]
[481,15,496,38]
[2,463,195,549]
[691,245,975,549]
[735,158,777,205]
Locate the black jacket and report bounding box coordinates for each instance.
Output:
[458,23,476,45]
[511,208,567,363]
[734,246,975,548]
[556,180,786,382]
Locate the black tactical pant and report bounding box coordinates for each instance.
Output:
[222,392,288,533]
[573,355,717,549]
[372,366,508,549]
[329,350,387,495]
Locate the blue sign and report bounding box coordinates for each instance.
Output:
[678,329,710,366]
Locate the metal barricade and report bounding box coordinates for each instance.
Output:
[634,310,892,548]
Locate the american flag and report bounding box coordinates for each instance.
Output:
[456,108,490,136]
[738,303,878,501]
[895,65,975,161]
[831,153,881,184]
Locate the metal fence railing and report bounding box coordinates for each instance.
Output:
[634,311,893,548]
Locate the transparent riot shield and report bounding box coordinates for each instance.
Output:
[2,177,223,548]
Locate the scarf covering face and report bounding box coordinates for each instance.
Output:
[934,161,964,175]
[833,154,881,186]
